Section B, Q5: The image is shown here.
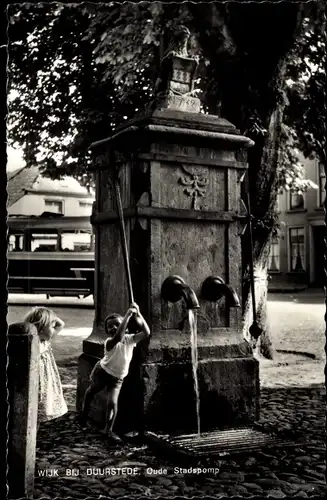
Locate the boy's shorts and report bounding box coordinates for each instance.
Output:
[90,361,123,391]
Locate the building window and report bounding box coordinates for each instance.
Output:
[318,163,326,207]
[45,200,63,214]
[79,201,93,208]
[275,193,281,212]
[60,230,93,252]
[31,231,59,252]
[290,191,304,210]
[289,227,305,272]
[268,236,280,272]
[8,233,24,252]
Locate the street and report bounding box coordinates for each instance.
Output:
[267,290,325,358]
[7,294,94,365]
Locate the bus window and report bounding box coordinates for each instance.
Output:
[31,230,59,252]
[8,233,24,252]
[60,230,92,252]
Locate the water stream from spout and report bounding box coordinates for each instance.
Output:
[188,309,200,435]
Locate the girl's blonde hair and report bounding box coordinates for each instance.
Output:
[24,307,56,333]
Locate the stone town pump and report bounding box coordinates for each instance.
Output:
[77,104,260,435]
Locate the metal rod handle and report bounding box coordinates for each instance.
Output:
[114,178,134,304]
[246,186,257,323]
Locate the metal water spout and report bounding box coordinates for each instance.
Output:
[161,275,200,310]
[201,276,241,308]
[221,284,241,308]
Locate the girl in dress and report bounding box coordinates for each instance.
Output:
[24,306,68,424]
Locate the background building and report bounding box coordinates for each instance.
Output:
[7,166,95,253]
[8,166,95,217]
[268,156,325,289]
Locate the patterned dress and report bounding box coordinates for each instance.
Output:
[38,340,68,422]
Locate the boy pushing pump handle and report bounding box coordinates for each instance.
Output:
[79,172,150,442]
[79,303,150,442]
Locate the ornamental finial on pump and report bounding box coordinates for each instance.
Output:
[153,25,201,113]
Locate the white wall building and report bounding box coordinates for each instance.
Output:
[268,156,325,289]
[7,166,95,253]
[8,166,95,217]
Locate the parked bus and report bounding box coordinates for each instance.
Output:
[7,214,95,298]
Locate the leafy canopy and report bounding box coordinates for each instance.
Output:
[7,1,325,194]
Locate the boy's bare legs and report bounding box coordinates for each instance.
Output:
[104,385,122,441]
[79,381,103,426]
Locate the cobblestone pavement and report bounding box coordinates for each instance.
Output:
[34,383,326,499]
[9,292,326,497]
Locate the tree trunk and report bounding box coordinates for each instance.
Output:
[242,246,274,359]
[187,2,301,359]
[242,102,285,359]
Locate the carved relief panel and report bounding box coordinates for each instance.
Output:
[151,161,226,212]
[153,220,228,332]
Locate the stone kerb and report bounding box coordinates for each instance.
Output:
[7,322,40,499]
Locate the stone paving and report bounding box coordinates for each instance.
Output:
[34,381,326,499]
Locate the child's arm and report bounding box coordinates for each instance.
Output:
[132,311,151,344]
[105,305,137,351]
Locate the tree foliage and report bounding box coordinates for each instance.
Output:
[7,1,325,227]
[275,13,326,195]
[284,15,326,164]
